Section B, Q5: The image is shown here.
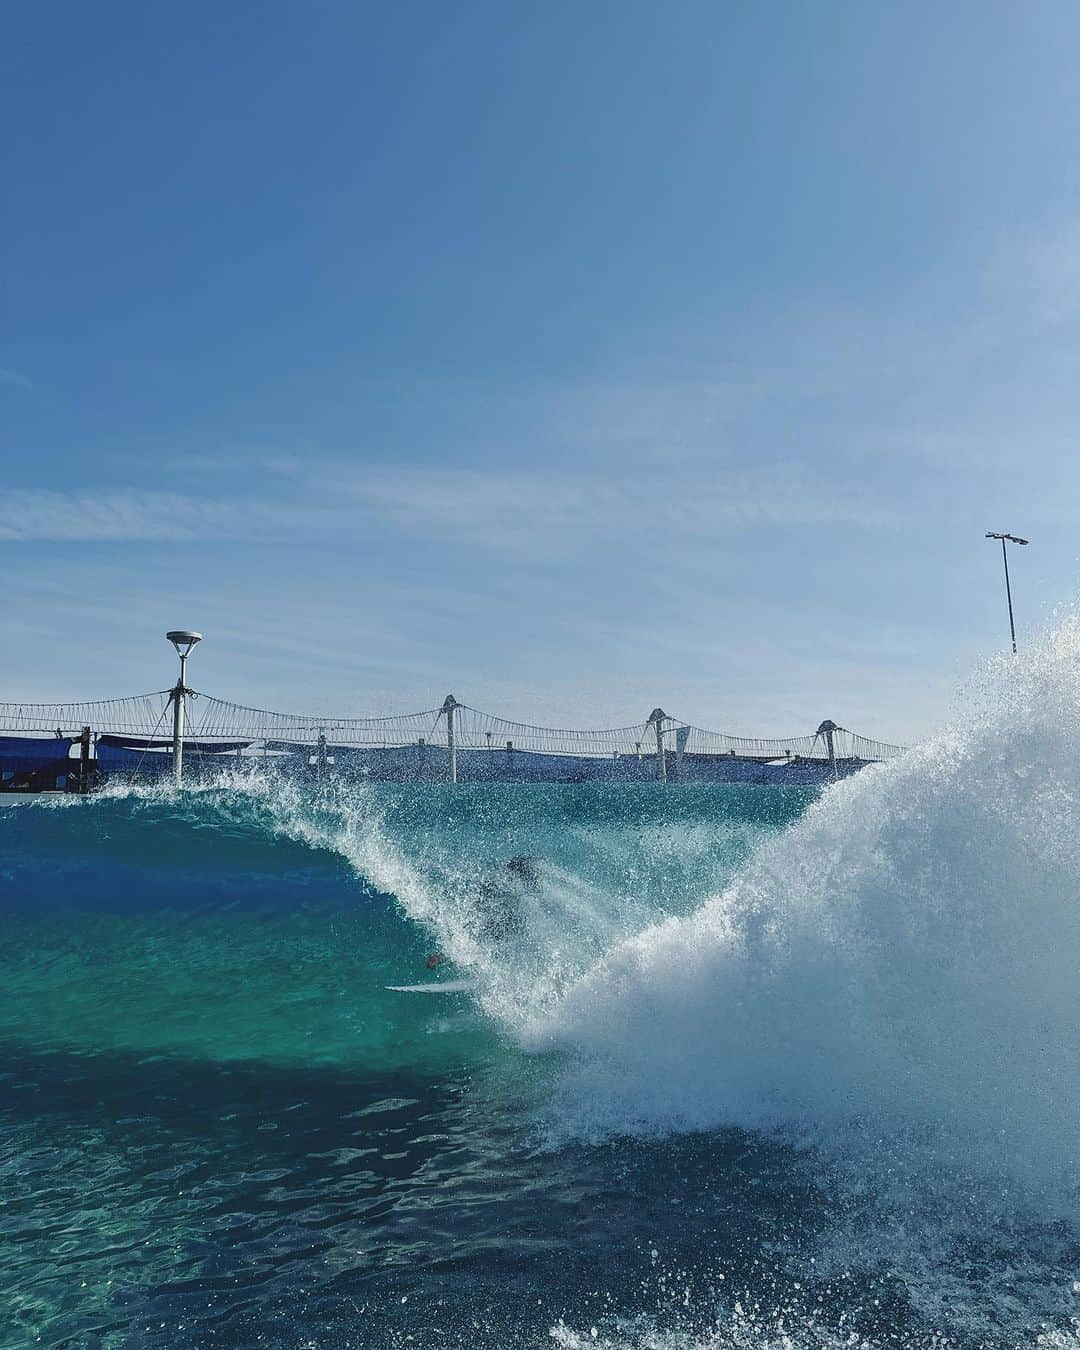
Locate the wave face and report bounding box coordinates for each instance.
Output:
[0,776,794,1067]
[5,626,1080,1348]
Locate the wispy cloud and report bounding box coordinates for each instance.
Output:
[0,464,901,547]
[0,366,32,389]
[0,490,334,542]
[343,464,900,543]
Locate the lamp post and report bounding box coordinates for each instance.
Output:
[166,630,202,785]
[984,533,1028,654]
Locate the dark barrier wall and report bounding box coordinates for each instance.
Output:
[0,736,74,791]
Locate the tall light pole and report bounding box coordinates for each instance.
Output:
[166,630,202,784]
[984,532,1028,654]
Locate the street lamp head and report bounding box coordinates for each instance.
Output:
[166,630,203,658]
[985,531,1029,545]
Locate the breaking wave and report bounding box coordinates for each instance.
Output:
[533,619,1080,1198]
[8,620,1080,1344]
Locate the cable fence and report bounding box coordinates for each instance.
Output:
[0,689,907,764]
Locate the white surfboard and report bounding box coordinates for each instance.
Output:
[385,979,475,994]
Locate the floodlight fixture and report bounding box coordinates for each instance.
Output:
[167,630,202,658]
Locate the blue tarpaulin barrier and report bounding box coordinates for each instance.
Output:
[95,736,251,777]
[0,735,74,789]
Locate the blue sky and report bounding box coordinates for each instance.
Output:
[3,1,1080,743]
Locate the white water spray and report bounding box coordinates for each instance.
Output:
[530,617,1080,1204]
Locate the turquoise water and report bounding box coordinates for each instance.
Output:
[5,624,1080,1350]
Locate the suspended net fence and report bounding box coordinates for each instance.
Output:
[0,692,173,737]
[676,723,907,761]
[451,707,654,758]
[0,691,908,762]
[676,725,819,760]
[187,694,444,748]
[827,728,909,762]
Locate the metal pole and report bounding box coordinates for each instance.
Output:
[442,695,458,784]
[648,709,668,783]
[816,719,838,782]
[1001,536,1018,654]
[985,532,1027,653]
[172,650,187,786]
[79,726,91,794]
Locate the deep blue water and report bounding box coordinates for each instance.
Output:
[2,769,1079,1348]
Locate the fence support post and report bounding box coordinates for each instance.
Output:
[817,719,838,781]
[171,679,187,785]
[647,708,668,783]
[79,725,91,794]
[442,694,459,783]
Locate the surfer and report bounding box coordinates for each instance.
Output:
[425,854,540,969]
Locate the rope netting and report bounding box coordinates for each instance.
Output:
[673,723,904,762]
[186,694,442,748]
[0,692,172,737]
[674,724,820,760]
[453,706,652,757]
[831,728,906,761]
[0,690,908,762]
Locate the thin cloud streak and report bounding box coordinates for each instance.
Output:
[345,465,901,537]
[0,489,333,542]
[0,469,900,545]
